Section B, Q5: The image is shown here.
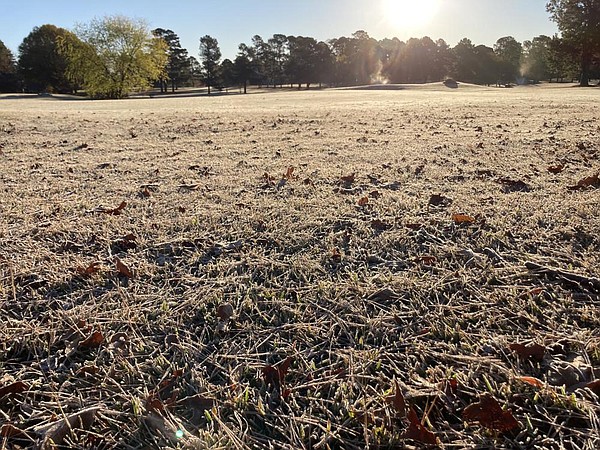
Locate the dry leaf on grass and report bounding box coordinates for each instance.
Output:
[582,380,600,396]
[340,173,356,184]
[428,193,452,207]
[0,381,29,398]
[508,343,545,362]
[401,406,439,445]
[452,213,476,224]
[463,393,519,432]
[263,357,293,389]
[37,405,102,449]
[76,262,101,277]
[371,219,392,231]
[79,331,104,349]
[385,380,407,418]
[115,257,133,278]
[217,303,234,321]
[284,166,295,180]
[517,376,545,388]
[182,394,215,413]
[101,201,127,215]
[0,423,28,438]
[547,164,564,174]
[568,173,600,190]
[357,196,369,206]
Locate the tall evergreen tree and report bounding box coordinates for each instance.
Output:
[152,28,189,92]
[199,35,221,94]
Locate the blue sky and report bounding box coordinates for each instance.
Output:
[1,1,558,60]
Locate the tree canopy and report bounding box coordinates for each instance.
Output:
[547,0,600,85]
[17,24,76,93]
[59,16,167,99]
[152,28,190,92]
[199,35,221,94]
[0,39,18,92]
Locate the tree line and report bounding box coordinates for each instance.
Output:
[0,1,598,98]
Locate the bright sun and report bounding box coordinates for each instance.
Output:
[382,0,440,30]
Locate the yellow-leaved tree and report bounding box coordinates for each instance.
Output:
[59,15,167,99]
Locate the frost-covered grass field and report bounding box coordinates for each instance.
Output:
[1,83,599,449]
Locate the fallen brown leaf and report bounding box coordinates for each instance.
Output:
[371,219,391,231]
[508,343,545,362]
[401,406,439,445]
[517,376,544,388]
[284,166,295,180]
[37,405,102,449]
[340,173,355,184]
[568,173,600,190]
[262,356,293,389]
[463,393,519,432]
[417,255,437,265]
[182,394,215,413]
[547,164,564,174]
[0,423,27,438]
[429,193,452,207]
[585,379,600,396]
[0,381,29,398]
[115,257,133,278]
[76,262,101,277]
[79,331,104,349]
[386,380,406,418]
[102,201,127,215]
[358,196,369,206]
[452,213,476,224]
[217,303,234,321]
[77,365,101,376]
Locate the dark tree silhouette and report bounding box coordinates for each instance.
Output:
[547,0,600,86]
[199,35,221,94]
[494,36,523,84]
[234,54,253,93]
[522,35,553,82]
[18,24,76,93]
[0,40,18,92]
[268,34,289,87]
[152,28,189,92]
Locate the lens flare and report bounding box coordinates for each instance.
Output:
[382,0,440,30]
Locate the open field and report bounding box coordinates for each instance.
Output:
[1,83,600,449]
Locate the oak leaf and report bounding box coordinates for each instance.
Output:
[569,173,600,190]
[76,262,101,277]
[386,380,406,417]
[103,201,127,215]
[401,406,439,445]
[358,196,369,206]
[262,357,293,389]
[547,164,564,174]
[463,393,519,432]
[508,343,545,362]
[79,331,104,349]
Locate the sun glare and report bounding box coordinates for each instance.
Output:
[382,0,440,31]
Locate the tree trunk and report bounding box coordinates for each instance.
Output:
[243,80,247,94]
[580,50,591,87]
